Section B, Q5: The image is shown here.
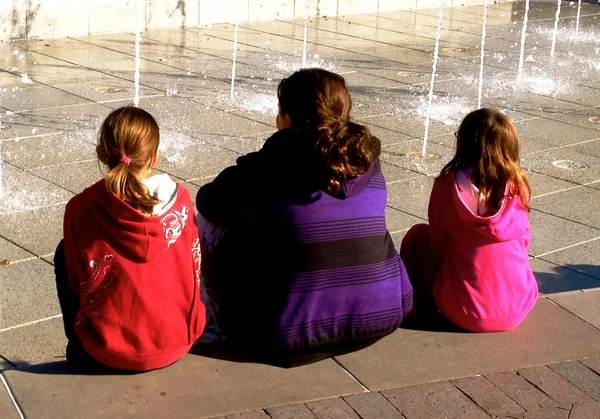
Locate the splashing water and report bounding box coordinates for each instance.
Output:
[133,0,143,107]
[534,26,600,45]
[230,11,240,99]
[415,95,472,126]
[274,54,335,73]
[0,139,3,197]
[477,0,488,108]
[518,0,531,80]
[302,0,309,67]
[232,91,278,115]
[159,130,201,164]
[576,0,582,35]
[422,1,445,157]
[551,0,561,58]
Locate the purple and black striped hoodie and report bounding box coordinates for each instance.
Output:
[196,129,413,355]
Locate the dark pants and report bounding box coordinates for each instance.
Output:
[54,240,114,371]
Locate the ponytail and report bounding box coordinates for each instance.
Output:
[104,159,160,216]
[97,106,161,216]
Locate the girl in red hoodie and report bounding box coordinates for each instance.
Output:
[400,108,538,332]
[54,106,205,371]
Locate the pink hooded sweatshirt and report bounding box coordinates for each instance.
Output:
[428,172,538,332]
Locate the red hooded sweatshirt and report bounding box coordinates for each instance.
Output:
[429,172,538,332]
[63,180,205,371]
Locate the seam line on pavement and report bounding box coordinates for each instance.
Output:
[332,358,371,392]
[533,236,600,259]
[0,373,25,419]
[0,315,63,334]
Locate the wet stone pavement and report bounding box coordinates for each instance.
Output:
[1,1,600,418]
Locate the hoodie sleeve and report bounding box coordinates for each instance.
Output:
[427,177,447,261]
[196,165,248,226]
[196,143,270,226]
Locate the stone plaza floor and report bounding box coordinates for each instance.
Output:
[1,0,600,417]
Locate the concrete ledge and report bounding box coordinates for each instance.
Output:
[2,294,600,418]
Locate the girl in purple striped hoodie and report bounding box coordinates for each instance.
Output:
[195,69,413,367]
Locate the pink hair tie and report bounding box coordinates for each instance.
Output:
[120,156,131,166]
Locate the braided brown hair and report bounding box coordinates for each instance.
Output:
[277,68,380,195]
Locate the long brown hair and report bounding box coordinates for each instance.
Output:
[96,106,161,216]
[441,108,531,213]
[277,68,380,195]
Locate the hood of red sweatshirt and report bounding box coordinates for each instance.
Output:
[444,172,530,243]
[87,180,190,263]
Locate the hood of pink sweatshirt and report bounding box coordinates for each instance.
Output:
[447,172,530,242]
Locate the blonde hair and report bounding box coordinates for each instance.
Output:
[96,106,161,215]
[441,108,531,213]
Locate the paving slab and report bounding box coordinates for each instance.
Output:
[530,258,600,294]
[526,171,578,198]
[0,203,64,257]
[548,288,600,330]
[531,187,600,229]
[3,355,364,419]
[130,95,273,138]
[451,375,525,417]
[527,209,600,257]
[0,258,60,330]
[334,299,600,391]
[582,357,600,376]
[0,84,92,113]
[520,406,570,419]
[517,365,593,408]
[569,401,600,419]
[30,160,104,195]
[0,237,35,264]
[381,141,454,176]
[0,316,65,368]
[1,131,96,170]
[305,397,361,419]
[540,239,600,280]
[381,385,446,419]
[17,103,113,132]
[574,138,600,159]
[548,361,600,401]
[380,161,422,184]
[222,410,271,419]
[342,392,403,419]
[413,381,489,419]
[385,206,426,234]
[386,175,434,220]
[0,164,72,215]
[484,370,558,411]
[224,411,271,419]
[522,148,600,186]
[0,376,20,419]
[266,403,317,418]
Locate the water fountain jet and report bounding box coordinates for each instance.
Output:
[477,0,489,108]
[133,0,144,107]
[517,0,531,80]
[422,1,445,157]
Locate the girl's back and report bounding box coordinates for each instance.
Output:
[401,108,538,333]
[429,171,537,332]
[57,107,205,371]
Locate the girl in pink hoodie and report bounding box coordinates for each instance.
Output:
[400,108,538,332]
